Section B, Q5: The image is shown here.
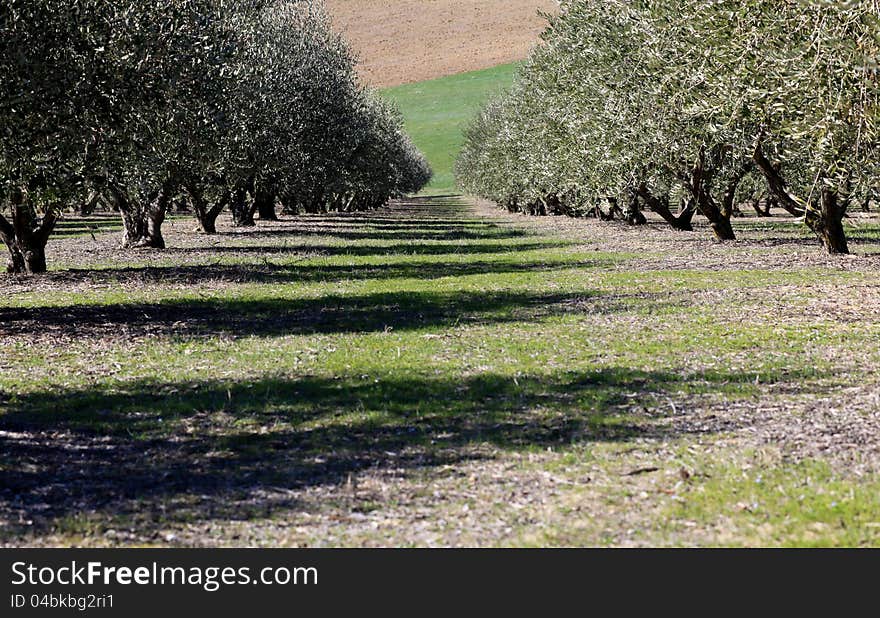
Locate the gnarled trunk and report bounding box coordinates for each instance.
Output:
[231,185,256,227]
[755,140,849,255]
[112,181,173,248]
[144,200,166,249]
[636,187,694,231]
[676,199,697,229]
[187,184,228,235]
[682,151,736,241]
[79,190,103,216]
[752,196,773,217]
[753,141,806,217]
[118,197,147,248]
[0,190,57,274]
[706,215,735,241]
[623,191,647,225]
[255,189,277,221]
[704,159,752,241]
[806,187,849,255]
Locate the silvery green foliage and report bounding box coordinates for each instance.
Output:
[229,2,430,214]
[456,0,879,251]
[0,0,430,268]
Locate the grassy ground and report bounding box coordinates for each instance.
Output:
[2,198,880,547]
[382,64,518,194]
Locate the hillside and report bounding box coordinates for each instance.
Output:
[383,64,518,194]
[325,0,557,87]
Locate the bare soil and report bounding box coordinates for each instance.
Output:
[325,0,558,87]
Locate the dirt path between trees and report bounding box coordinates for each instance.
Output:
[2,196,880,547]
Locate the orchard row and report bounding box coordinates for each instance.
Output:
[0,1,431,273]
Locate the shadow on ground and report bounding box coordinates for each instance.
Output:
[171,241,570,258]
[2,196,856,543]
[0,367,774,540]
[37,253,606,288]
[1,284,674,339]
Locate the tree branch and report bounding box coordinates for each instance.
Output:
[753,139,806,217]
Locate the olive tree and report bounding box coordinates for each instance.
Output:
[0,0,247,267]
[1,0,431,272]
[457,0,880,253]
[0,0,108,272]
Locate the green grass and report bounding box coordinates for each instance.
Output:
[53,214,123,239]
[2,196,880,546]
[664,458,880,547]
[382,64,519,195]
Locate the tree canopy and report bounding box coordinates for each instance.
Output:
[0,0,431,272]
[456,0,880,253]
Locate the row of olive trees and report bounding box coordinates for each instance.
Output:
[456,0,879,254]
[0,0,431,273]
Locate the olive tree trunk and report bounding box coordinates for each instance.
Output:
[754,141,849,254]
[636,186,695,231]
[112,181,173,248]
[186,184,228,234]
[684,154,737,241]
[230,186,256,227]
[806,187,849,254]
[0,191,57,274]
[280,194,300,215]
[753,142,807,217]
[622,192,648,225]
[255,189,278,221]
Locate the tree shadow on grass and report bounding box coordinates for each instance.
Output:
[171,241,570,258]
[225,228,531,242]
[0,287,679,340]
[0,367,783,541]
[39,255,613,288]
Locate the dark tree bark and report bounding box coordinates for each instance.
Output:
[677,198,697,229]
[79,190,103,216]
[230,185,256,227]
[636,186,695,231]
[255,189,277,221]
[601,195,642,223]
[682,151,737,241]
[706,212,735,241]
[545,193,564,216]
[753,142,807,217]
[605,196,625,220]
[586,201,612,220]
[187,184,228,234]
[112,180,173,248]
[754,140,849,254]
[280,194,300,215]
[806,187,849,254]
[715,159,752,226]
[115,190,147,248]
[623,191,648,225]
[308,188,327,214]
[0,190,58,274]
[752,196,773,217]
[144,195,167,249]
[535,196,548,216]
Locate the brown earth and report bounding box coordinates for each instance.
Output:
[325,0,558,87]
